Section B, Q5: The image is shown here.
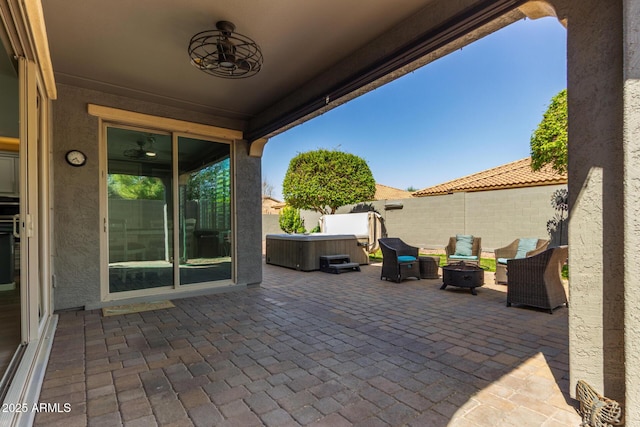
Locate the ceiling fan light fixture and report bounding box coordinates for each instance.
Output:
[188,20,263,79]
[124,139,157,160]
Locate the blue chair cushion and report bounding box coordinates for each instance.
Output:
[398,255,417,263]
[497,257,509,265]
[515,238,538,259]
[454,234,474,256]
[449,255,478,261]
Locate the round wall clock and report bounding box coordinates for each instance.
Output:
[65,150,87,167]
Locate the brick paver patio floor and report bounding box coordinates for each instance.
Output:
[34,261,581,426]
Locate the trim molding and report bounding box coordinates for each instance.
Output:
[87,283,247,310]
[248,138,268,157]
[88,104,243,141]
[22,0,57,99]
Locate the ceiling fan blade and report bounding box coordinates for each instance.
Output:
[236,59,260,72]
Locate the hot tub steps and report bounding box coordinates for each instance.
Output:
[319,254,361,274]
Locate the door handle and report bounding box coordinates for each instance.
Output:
[12,213,19,238]
[25,214,33,238]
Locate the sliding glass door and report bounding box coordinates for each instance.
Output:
[105,127,231,295]
[106,128,173,293]
[178,136,231,285]
[0,33,22,396]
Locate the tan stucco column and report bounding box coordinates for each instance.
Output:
[558,0,630,416]
[623,0,640,423]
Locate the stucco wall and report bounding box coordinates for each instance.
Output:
[52,85,103,310]
[263,185,564,251]
[557,0,627,407]
[234,140,262,286]
[51,84,260,309]
[623,0,640,421]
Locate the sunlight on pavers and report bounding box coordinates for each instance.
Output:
[451,352,580,426]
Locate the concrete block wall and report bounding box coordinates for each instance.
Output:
[381,193,466,249]
[262,184,565,251]
[262,210,322,236]
[464,186,562,248]
[262,214,281,236]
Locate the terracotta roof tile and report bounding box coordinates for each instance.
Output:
[375,184,413,200]
[413,157,567,197]
[261,196,285,214]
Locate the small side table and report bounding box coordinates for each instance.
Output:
[418,256,440,279]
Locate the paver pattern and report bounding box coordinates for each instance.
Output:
[35,261,581,426]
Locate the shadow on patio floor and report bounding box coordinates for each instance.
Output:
[35,262,581,426]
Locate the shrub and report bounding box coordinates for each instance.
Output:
[279,206,306,234]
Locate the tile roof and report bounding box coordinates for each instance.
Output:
[262,196,283,204]
[375,183,414,200]
[261,196,285,214]
[413,157,567,197]
[260,185,412,212]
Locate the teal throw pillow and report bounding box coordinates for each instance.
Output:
[454,234,474,256]
[450,255,478,260]
[515,238,538,259]
[398,255,417,263]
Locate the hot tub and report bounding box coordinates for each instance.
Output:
[265,233,369,271]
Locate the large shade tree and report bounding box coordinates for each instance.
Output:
[283,149,376,214]
[530,89,568,174]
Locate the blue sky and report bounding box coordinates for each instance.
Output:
[262,17,567,200]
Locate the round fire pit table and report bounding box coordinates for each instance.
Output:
[418,256,440,279]
[441,262,485,295]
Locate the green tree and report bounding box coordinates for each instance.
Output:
[108,174,165,200]
[186,159,231,230]
[282,149,376,214]
[278,205,306,234]
[186,161,229,200]
[530,89,568,174]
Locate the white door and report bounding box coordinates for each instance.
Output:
[19,57,49,343]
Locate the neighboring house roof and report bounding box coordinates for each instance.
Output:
[262,185,411,212]
[262,196,282,203]
[375,184,413,200]
[262,196,285,214]
[413,157,567,197]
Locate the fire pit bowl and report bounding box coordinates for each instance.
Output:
[441,262,485,295]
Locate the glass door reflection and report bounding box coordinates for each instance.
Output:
[107,128,173,293]
[0,39,21,393]
[178,136,231,285]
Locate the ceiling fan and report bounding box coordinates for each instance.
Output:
[123,137,157,159]
[188,20,263,79]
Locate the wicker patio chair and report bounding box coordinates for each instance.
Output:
[494,238,549,284]
[506,245,568,313]
[379,238,420,283]
[445,235,481,265]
